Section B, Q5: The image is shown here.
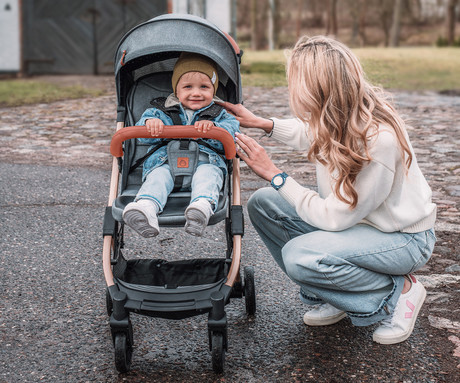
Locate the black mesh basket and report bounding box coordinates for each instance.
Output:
[120,258,228,287]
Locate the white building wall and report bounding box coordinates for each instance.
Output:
[0,0,21,72]
[420,0,447,19]
[172,0,231,33]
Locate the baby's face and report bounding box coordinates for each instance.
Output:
[176,72,214,110]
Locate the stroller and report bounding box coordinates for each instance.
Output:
[102,14,256,374]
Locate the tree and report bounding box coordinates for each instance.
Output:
[407,0,422,24]
[251,0,258,50]
[325,0,338,36]
[358,0,368,46]
[379,0,395,47]
[390,0,403,46]
[249,0,269,50]
[296,0,303,39]
[348,0,367,46]
[446,0,459,45]
[274,0,281,49]
[268,0,281,50]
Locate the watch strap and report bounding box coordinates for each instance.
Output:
[270,172,289,190]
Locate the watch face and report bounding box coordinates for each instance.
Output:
[273,175,283,186]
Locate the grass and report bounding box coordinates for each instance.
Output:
[241,50,288,87]
[241,47,460,91]
[0,80,105,107]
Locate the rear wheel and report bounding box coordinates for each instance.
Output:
[114,333,133,373]
[211,332,225,373]
[244,266,256,316]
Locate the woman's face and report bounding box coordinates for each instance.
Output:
[176,72,214,110]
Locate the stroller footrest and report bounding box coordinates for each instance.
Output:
[141,299,196,310]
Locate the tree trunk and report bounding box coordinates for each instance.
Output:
[274,0,281,49]
[268,0,278,50]
[379,0,394,47]
[446,0,459,45]
[296,0,302,39]
[250,0,257,50]
[349,0,359,46]
[326,0,338,36]
[257,0,269,49]
[408,0,422,23]
[358,0,367,47]
[390,0,403,47]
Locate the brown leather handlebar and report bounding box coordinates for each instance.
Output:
[110,125,237,159]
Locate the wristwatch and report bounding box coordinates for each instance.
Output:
[270,172,289,190]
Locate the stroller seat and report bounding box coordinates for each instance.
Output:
[110,73,230,226]
[111,176,229,226]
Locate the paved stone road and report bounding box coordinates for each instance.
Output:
[0,79,459,381]
[1,83,458,230]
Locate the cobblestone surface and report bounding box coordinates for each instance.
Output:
[0,79,459,379]
[1,84,458,231]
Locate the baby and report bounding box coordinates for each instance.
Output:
[123,52,240,237]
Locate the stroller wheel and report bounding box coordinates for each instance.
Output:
[211,332,225,373]
[244,266,256,316]
[114,333,133,373]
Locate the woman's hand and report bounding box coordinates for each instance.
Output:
[235,133,281,181]
[218,102,273,134]
[145,118,164,137]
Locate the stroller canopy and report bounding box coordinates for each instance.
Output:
[114,14,242,117]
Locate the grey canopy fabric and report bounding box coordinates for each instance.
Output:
[114,13,242,119]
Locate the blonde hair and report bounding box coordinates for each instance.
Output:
[287,35,412,209]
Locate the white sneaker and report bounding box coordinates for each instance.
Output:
[122,199,159,238]
[373,275,426,345]
[184,199,213,237]
[303,303,347,326]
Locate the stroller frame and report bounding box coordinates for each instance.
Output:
[102,14,256,374]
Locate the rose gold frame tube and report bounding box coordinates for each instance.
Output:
[225,157,242,287]
[102,121,124,287]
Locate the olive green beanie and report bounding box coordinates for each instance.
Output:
[171,52,219,95]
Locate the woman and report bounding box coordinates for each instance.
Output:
[223,36,436,345]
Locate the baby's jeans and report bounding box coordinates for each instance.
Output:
[135,161,223,212]
[247,187,436,326]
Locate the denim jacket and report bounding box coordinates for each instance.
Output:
[136,94,240,181]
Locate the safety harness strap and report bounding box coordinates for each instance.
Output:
[128,99,227,186]
[149,97,183,125]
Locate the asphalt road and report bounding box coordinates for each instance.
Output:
[0,161,458,383]
[0,83,459,382]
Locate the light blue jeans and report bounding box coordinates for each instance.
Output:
[135,161,223,212]
[247,188,436,326]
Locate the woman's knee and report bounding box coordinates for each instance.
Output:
[282,238,324,283]
[247,187,279,221]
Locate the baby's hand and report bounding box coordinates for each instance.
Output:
[194,120,214,133]
[146,118,164,137]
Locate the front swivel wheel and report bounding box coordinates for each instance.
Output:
[211,332,225,373]
[114,332,133,373]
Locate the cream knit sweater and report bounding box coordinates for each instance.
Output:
[270,118,436,233]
